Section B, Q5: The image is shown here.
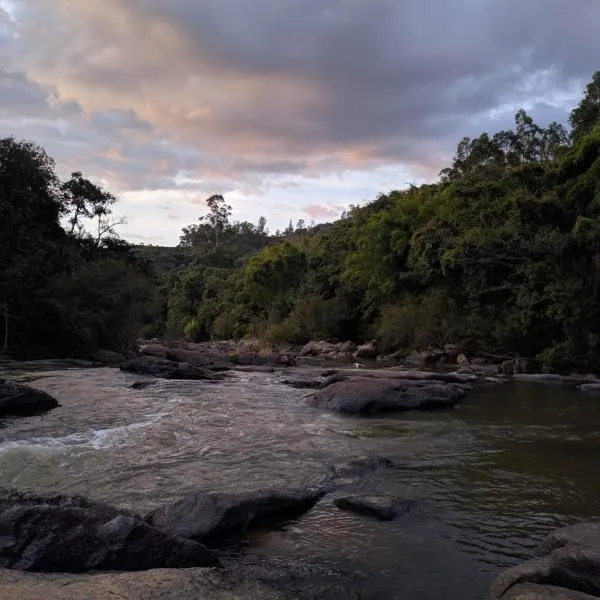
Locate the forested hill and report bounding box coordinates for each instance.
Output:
[2,71,600,371]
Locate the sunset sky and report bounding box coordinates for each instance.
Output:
[1,1,599,244]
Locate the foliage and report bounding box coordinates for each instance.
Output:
[0,137,151,357]
[158,71,600,372]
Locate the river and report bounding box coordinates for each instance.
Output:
[1,367,599,599]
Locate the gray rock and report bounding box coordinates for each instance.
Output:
[120,356,224,381]
[146,487,325,542]
[354,340,378,359]
[405,349,445,366]
[337,341,357,354]
[299,340,338,357]
[0,567,290,600]
[489,521,600,599]
[0,378,59,416]
[305,377,467,414]
[538,522,600,554]
[334,495,415,521]
[0,489,218,572]
[501,583,600,599]
[88,350,127,364]
[579,383,600,394]
[140,343,170,358]
[130,380,158,390]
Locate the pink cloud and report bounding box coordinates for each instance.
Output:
[303,203,345,219]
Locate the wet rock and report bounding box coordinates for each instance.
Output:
[334,495,416,521]
[222,554,364,600]
[0,489,218,572]
[130,380,158,390]
[0,378,59,416]
[146,487,326,542]
[354,340,378,359]
[579,383,600,394]
[88,350,127,365]
[0,567,289,600]
[120,356,224,381]
[140,344,170,358]
[501,583,599,599]
[306,377,467,415]
[165,348,214,366]
[489,521,600,599]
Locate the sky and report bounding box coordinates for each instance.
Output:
[1,1,599,245]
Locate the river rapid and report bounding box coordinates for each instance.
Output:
[1,366,599,599]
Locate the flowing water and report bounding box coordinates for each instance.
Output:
[1,366,600,599]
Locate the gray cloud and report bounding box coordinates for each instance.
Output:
[1,0,599,206]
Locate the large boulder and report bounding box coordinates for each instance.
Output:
[120,356,223,381]
[140,344,170,358]
[88,350,127,365]
[0,567,289,600]
[500,583,599,599]
[0,489,218,572]
[305,377,467,415]
[334,495,416,521]
[337,341,357,354]
[0,379,59,416]
[299,341,338,357]
[354,341,378,359]
[146,487,325,542]
[489,521,600,600]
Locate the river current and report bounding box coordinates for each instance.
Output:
[1,367,599,599]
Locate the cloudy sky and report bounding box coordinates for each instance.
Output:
[1,1,599,245]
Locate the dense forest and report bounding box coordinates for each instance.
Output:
[2,71,600,370]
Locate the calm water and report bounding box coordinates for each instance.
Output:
[1,367,599,599]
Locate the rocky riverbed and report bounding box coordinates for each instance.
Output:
[1,356,600,599]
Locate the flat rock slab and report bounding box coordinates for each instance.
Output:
[0,567,291,600]
[334,495,415,521]
[0,489,218,572]
[0,378,59,416]
[146,487,325,542]
[120,356,224,381]
[306,377,468,414]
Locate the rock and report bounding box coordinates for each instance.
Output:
[334,495,415,521]
[146,487,326,542]
[405,349,445,366]
[354,340,378,359]
[165,348,213,366]
[305,377,467,415]
[0,379,60,416]
[299,340,338,357]
[120,356,223,381]
[0,489,218,572]
[88,350,127,364]
[489,521,600,599]
[140,344,170,358]
[580,383,600,394]
[0,567,289,600]
[457,353,470,366]
[537,522,600,554]
[337,341,357,354]
[501,583,599,599]
[130,380,158,390]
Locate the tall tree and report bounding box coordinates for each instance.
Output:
[570,71,600,141]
